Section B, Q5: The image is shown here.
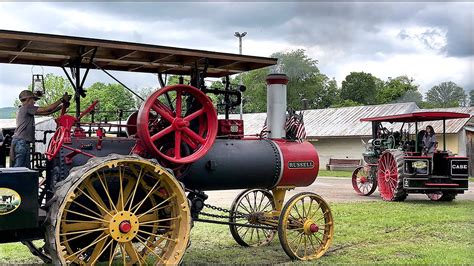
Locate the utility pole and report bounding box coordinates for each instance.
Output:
[234,32,247,120]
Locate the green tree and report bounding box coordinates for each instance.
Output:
[82,82,136,122]
[331,99,363,108]
[340,72,377,105]
[240,49,339,112]
[376,76,420,104]
[167,75,190,86]
[240,68,267,113]
[397,90,423,105]
[425,81,467,108]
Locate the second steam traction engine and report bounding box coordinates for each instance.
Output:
[0,30,334,264]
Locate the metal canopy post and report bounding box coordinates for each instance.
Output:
[443,118,446,151]
[415,122,418,153]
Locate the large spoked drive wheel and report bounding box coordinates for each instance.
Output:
[45,154,191,265]
[137,85,218,164]
[377,150,407,201]
[278,192,334,260]
[352,166,377,196]
[229,189,276,247]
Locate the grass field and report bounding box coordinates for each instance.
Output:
[318,170,353,177]
[1,200,472,264]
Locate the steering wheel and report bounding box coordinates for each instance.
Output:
[45,126,66,160]
[136,84,218,164]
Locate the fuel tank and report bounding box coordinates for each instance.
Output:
[179,138,319,190]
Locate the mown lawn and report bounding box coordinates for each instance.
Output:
[318,170,353,178]
[1,200,472,264]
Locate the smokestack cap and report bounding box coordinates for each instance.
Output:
[266,74,289,85]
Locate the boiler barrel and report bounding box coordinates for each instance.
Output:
[179,139,320,191]
[179,139,281,190]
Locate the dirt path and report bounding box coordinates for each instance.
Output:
[204,176,474,207]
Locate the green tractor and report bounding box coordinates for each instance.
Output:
[352,111,471,201]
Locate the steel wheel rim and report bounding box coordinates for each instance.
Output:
[377,153,398,200]
[352,167,374,195]
[53,159,190,265]
[230,189,276,247]
[279,193,334,260]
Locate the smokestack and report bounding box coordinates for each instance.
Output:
[266,74,289,139]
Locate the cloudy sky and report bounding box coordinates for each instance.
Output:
[0,1,473,107]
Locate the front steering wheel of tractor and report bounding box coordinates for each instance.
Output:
[136,84,218,164]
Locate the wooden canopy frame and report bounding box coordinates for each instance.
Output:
[0,30,277,77]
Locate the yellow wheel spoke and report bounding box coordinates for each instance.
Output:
[131,179,162,214]
[60,229,97,244]
[65,233,108,261]
[71,199,103,218]
[77,186,112,216]
[64,209,109,223]
[118,165,125,211]
[138,229,176,242]
[108,241,118,266]
[59,227,105,236]
[62,221,102,232]
[96,172,118,213]
[120,176,137,211]
[135,234,165,263]
[139,224,171,229]
[137,195,175,219]
[140,216,180,225]
[127,168,143,212]
[120,243,127,265]
[88,236,111,264]
[124,241,143,265]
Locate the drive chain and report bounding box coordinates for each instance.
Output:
[201,203,248,219]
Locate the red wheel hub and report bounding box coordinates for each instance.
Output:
[360,176,367,183]
[136,85,218,164]
[119,220,132,233]
[309,223,319,233]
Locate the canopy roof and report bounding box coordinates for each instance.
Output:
[360,111,471,123]
[0,30,277,77]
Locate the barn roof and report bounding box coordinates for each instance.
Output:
[223,103,473,138]
[303,102,419,137]
[0,30,277,77]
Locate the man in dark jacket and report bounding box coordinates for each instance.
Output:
[10,90,70,168]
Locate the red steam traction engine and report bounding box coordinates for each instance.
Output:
[0,30,334,264]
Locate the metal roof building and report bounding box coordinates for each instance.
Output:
[223,102,473,138]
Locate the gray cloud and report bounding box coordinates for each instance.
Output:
[0,2,473,107]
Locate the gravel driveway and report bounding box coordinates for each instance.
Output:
[204,176,474,207]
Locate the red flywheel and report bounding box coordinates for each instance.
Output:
[136,84,218,164]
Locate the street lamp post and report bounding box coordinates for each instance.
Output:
[234,32,246,120]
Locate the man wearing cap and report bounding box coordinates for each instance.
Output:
[10,90,70,168]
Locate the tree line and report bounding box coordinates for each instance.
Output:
[238,49,472,113]
[13,50,472,120]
